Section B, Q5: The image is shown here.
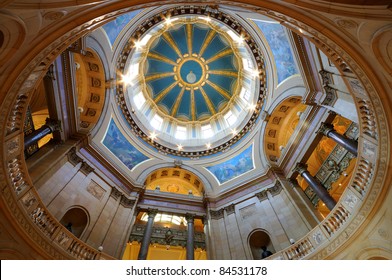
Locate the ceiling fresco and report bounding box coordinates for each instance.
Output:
[206,144,254,184]
[102,9,143,47]
[102,118,149,170]
[252,20,298,84]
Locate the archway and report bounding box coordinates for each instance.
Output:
[59,207,89,238]
[264,96,307,163]
[248,230,274,260]
[145,168,204,196]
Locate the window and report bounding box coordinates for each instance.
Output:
[242,58,253,71]
[227,30,243,44]
[175,126,187,140]
[240,87,250,101]
[150,114,163,130]
[133,92,146,109]
[141,213,187,226]
[201,124,213,139]
[225,110,237,126]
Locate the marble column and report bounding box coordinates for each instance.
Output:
[185,213,195,260]
[294,163,336,211]
[24,118,61,149]
[137,208,158,260]
[318,122,358,156]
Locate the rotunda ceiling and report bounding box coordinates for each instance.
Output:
[116,6,267,158]
[143,19,240,122]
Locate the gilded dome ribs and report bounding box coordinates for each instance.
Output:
[199,87,217,115]
[199,30,216,57]
[205,80,231,100]
[171,87,186,117]
[208,70,238,78]
[190,88,196,121]
[162,32,183,58]
[205,49,233,64]
[148,52,177,66]
[186,23,193,55]
[154,80,179,103]
[116,7,266,157]
[145,72,175,82]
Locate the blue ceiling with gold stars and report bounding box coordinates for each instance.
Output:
[143,22,239,122]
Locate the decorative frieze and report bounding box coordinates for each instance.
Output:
[129,224,206,249]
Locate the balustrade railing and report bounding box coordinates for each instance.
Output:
[3,142,114,260]
[351,158,373,196]
[267,140,376,260]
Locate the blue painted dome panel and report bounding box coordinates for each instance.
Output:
[194,89,210,118]
[208,74,236,92]
[202,35,229,60]
[208,55,237,71]
[176,91,191,120]
[151,37,179,62]
[147,76,176,98]
[146,58,174,74]
[192,26,209,54]
[202,83,228,110]
[168,26,188,55]
[159,84,183,113]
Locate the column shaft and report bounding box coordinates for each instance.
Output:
[327,130,358,156]
[138,209,157,260]
[301,170,336,211]
[24,126,52,148]
[319,122,358,156]
[24,118,61,149]
[186,214,195,260]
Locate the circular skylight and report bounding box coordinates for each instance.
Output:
[116,6,267,158]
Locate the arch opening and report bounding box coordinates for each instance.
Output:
[59,207,89,238]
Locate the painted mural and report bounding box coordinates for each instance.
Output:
[206,145,254,184]
[252,20,298,84]
[102,10,142,46]
[103,119,149,170]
